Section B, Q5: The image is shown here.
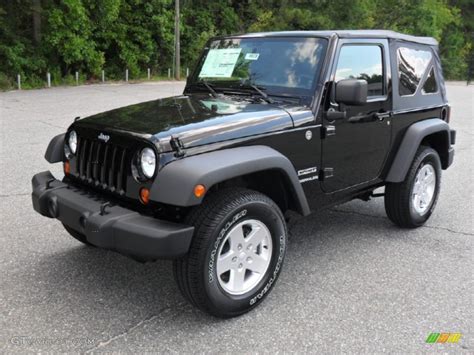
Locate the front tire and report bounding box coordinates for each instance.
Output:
[385,146,441,228]
[173,188,287,318]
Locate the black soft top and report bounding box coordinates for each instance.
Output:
[236,30,437,46]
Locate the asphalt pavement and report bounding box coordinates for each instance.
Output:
[0,81,472,353]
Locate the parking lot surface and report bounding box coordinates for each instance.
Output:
[0,81,472,353]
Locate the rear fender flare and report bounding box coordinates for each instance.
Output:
[385,118,451,183]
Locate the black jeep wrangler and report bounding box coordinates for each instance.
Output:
[32,30,455,317]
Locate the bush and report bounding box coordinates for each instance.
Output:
[0,72,13,91]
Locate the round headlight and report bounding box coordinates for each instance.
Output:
[140,148,156,179]
[68,130,77,154]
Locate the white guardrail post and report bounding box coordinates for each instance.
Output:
[17,74,21,90]
[125,69,129,82]
[101,70,105,83]
[47,72,51,88]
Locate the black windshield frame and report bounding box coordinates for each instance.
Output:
[186,36,329,101]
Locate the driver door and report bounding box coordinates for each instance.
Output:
[321,39,392,193]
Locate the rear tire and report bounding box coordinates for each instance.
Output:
[385,146,441,228]
[62,223,93,246]
[173,188,287,318]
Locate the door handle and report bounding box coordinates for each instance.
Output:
[373,111,391,121]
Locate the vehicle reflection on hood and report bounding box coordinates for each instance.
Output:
[77,94,295,151]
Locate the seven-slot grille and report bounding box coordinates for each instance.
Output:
[75,137,129,195]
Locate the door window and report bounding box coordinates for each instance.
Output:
[335,45,384,97]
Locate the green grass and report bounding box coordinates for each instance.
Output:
[0,74,186,91]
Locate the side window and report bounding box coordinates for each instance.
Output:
[422,67,438,94]
[397,47,432,96]
[335,45,384,97]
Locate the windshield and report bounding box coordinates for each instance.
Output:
[188,37,328,99]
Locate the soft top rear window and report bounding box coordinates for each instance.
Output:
[397,47,433,96]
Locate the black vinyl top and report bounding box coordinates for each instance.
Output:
[234,30,438,46]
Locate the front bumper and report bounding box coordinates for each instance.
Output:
[447,129,456,168]
[32,171,194,260]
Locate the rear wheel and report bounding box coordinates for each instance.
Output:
[62,223,93,246]
[173,188,287,318]
[385,146,441,228]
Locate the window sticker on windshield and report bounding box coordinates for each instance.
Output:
[198,48,242,78]
[245,53,260,61]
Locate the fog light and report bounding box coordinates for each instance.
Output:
[139,187,150,204]
[64,161,70,175]
[194,184,206,198]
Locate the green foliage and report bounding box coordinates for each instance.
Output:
[0,0,471,90]
[46,0,104,75]
[0,72,13,90]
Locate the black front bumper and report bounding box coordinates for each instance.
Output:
[32,171,194,260]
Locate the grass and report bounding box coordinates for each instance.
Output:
[0,74,186,92]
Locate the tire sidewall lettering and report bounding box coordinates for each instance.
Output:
[249,233,285,306]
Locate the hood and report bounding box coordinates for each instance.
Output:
[75,94,294,151]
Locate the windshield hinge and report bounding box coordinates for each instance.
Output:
[319,167,334,181]
[170,136,185,157]
[320,125,336,139]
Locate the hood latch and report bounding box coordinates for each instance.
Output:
[170,136,185,157]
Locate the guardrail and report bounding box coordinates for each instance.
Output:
[14,67,191,90]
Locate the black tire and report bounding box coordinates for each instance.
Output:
[173,188,287,318]
[62,223,93,246]
[385,146,441,228]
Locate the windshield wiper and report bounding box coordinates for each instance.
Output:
[240,84,274,104]
[197,80,218,98]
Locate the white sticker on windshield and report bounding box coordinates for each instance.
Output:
[245,53,260,61]
[198,48,242,78]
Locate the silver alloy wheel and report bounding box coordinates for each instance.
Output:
[412,163,436,215]
[216,219,273,295]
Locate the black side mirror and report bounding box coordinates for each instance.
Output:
[335,79,368,106]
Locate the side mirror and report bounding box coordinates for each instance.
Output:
[335,79,368,106]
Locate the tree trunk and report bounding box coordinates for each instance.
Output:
[32,0,41,45]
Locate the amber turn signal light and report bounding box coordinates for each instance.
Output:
[64,161,70,175]
[194,184,206,198]
[139,187,150,204]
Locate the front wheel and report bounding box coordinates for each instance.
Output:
[385,146,441,228]
[173,188,287,318]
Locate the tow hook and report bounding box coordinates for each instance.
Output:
[100,202,111,216]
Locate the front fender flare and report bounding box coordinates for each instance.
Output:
[385,118,451,183]
[150,146,310,216]
[44,133,65,163]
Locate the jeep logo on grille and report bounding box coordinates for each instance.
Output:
[98,133,110,143]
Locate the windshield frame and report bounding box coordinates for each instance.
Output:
[186,35,329,103]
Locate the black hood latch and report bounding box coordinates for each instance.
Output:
[170,136,185,157]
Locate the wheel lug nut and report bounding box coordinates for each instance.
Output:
[246,257,252,262]
[239,263,243,269]
[232,257,237,262]
[247,244,252,250]
[238,244,242,250]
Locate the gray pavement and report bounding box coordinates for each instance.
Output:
[0,81,472,353]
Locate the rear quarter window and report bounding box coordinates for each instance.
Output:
[397,47,432,96]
